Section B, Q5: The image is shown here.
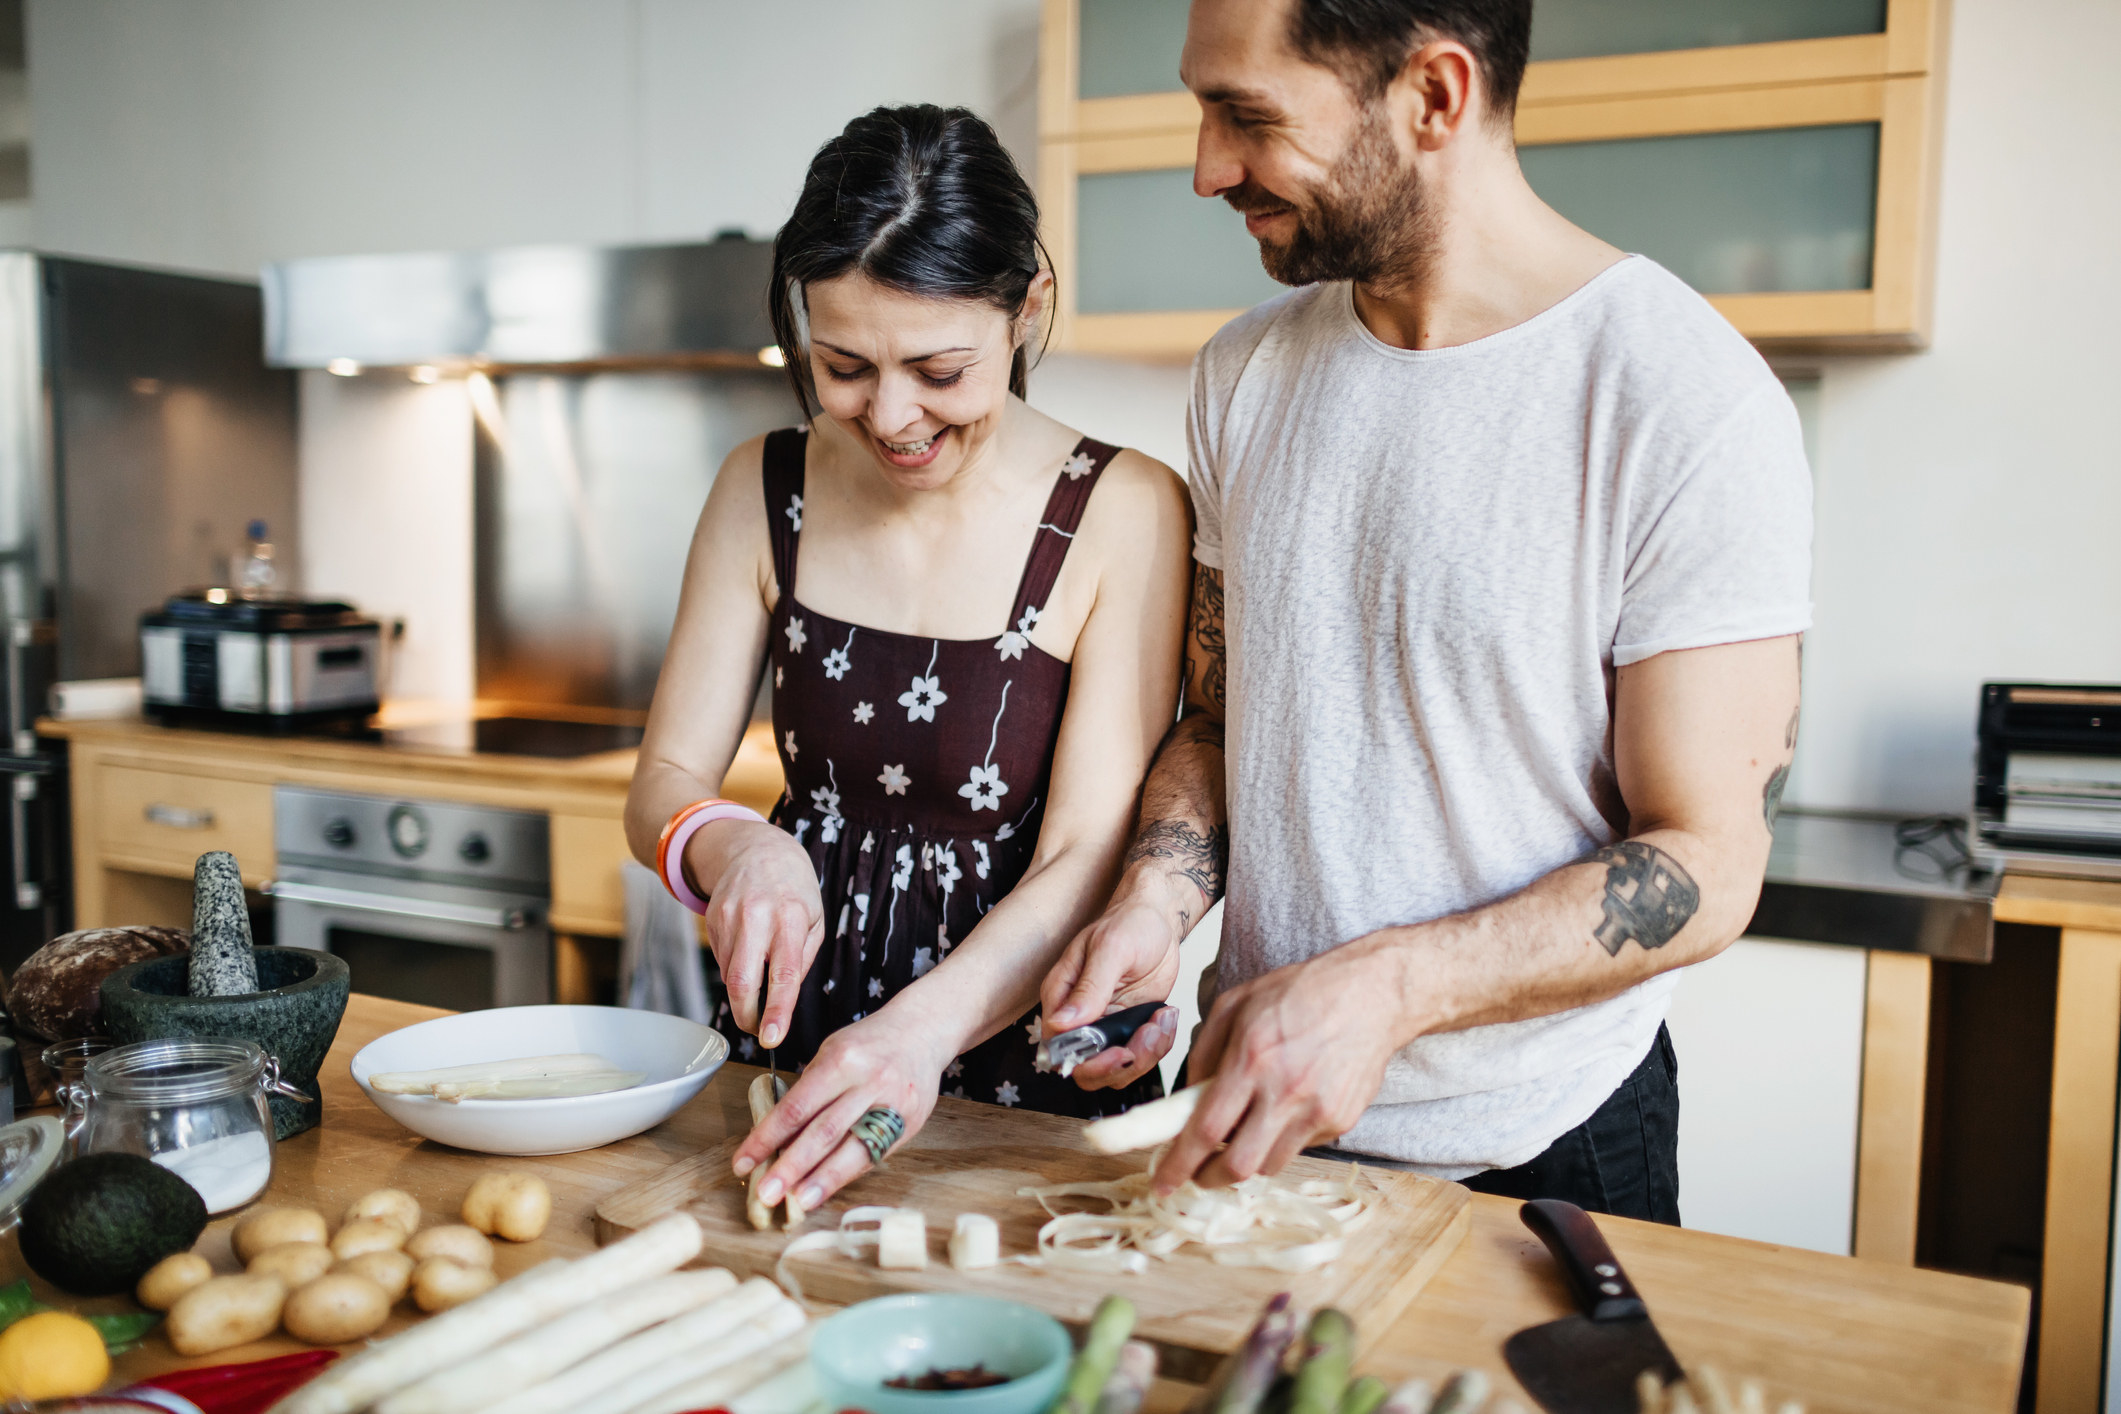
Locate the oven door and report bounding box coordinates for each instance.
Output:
[269,875,551,1011]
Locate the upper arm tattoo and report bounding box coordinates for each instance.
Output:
[1190,563,1227,714]
[1590,841,1700,955]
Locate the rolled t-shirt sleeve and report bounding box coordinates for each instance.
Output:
[1612,382,1814,667]
[1186,347,1226,571]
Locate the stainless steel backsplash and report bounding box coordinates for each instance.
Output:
[472,368,793,710]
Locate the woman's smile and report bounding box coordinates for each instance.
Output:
[875,426,949,468]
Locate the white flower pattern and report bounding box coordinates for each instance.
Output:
[783,730,797,758]
[911,947,935,978]
[853,701,874,724]
[996,1080,1021,1106]
[786,494,803,531]
[784,616,807,654]
[878,763,909,795]
[899,674,945,722]
[935,846,961,896]
[1061,450,1096,480]
[973,841,991,879]
[823,648,850,680]
[958,764,1007,811]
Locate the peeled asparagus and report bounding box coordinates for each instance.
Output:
[949,1213,999,1270]
[370,1054,615,1095]
[531,1298,808,1414]
[374,1267,737,1414]
[432,1070,646,1102]
[1096,1340,1159,1414]
[496,1277,790,1414]
[1084,1084,1205,1155]
[266,1212,705,1414]
[617,1329,812,1414]
[747,1075,780,1231]
[877,1209,928,1270]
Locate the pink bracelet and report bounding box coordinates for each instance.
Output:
[657,799,770,914]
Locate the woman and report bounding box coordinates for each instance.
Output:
[625,104,1190,1215]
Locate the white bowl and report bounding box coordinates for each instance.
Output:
[350,1005,727,1155]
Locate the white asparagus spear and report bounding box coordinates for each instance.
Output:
[267,1212,705,1414]
[497,1278,791,1414]
[1084,1084,1205,1154]
[432,1070,646,1102]
[369,1054,614,1094]
[747,1074,779,1231]
[570,1301,809,1414]
[375,1267,737,1414]
[618,1329,812,1414]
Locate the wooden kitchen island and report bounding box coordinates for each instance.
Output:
[3,994,2029,1414]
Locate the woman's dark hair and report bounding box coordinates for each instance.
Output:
[769,105,1050,416]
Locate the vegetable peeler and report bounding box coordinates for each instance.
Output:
[1034,1000,1168,1076]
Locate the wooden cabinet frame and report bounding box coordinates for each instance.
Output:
[1039,0,1949,358]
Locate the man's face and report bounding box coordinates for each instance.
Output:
[1182,0,1432,287]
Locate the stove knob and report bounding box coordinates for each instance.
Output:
[459,832,491,865]
[323,817,356,848]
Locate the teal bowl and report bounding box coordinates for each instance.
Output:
[810,1293,1073,1414]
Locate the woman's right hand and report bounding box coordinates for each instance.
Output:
[686,819,824,1049]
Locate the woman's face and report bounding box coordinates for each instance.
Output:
[802,271,1044,491]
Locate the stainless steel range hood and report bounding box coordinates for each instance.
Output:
[261,234,778,372]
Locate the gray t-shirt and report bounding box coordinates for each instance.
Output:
[1189,257,1813,1177]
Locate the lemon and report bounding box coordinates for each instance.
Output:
[0,1309,112,1399]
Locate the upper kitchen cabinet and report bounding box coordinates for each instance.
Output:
[1038,0,1949,357]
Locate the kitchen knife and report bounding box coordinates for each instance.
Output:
[1502,1199,1684,1414]
[1034,1000,1167,1075]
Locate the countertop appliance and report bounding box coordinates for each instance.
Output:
[0,253,298,972]
[270,785,550,1012]
[1971,682,2121,881]
[141,593,380,729]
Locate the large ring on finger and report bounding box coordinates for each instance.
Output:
[852,1106,905,1166]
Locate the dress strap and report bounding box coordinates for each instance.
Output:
[1006,438,1120,631]
[761,426,809,602]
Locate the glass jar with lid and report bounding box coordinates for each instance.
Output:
[60,1038,310,1214]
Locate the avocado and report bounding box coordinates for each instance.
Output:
[18,1152,209,1296]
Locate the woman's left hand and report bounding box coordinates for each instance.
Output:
[731,1003,958,1213]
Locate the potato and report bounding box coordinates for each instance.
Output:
[282,1271,391,1345]
[330,1217,409,1260]
[461,1171,551,1242]
[247,1242,335,1289]
[135,1251,213,1311]
[404,1224,493,1268]
[167,1273,287,1356]
[412,1256,496,1313]
[336,1249,415,1304]
[343,1187,422,1235]
[233,1206,328,1264]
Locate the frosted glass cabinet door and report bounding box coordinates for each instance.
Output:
[1530,0,1886,61]
[1077,169,1288,314]
[1520,124,1879,294]
[1079,0,1190,98]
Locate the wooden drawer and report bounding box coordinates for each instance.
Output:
[551,812,631,937]
[97,765,275,882]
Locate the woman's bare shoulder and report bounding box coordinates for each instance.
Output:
[1080,446,1191,552]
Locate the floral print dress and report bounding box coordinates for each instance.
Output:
[717,425,1164,1119]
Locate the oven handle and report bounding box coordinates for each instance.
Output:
[261,879,536,931]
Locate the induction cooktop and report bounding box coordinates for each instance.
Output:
[324,714,645,760]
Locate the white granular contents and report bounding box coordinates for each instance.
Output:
[153,1130,272,1213]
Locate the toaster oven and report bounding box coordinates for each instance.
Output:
[141,592,380,729]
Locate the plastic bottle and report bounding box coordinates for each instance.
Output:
[232,520,277,596]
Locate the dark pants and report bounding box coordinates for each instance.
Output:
[1463,1023,1682,1225]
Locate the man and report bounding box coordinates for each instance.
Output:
[1037,0,1811,1221]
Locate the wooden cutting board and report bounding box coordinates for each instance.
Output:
[595,1088,1470,1380]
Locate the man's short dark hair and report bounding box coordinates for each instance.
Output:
[1288,0,1533,119]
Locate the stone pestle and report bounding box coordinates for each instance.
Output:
[187,850,260,997]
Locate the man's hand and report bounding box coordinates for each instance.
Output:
[1151,935,1405,1194]
[1039,893,1187,1089]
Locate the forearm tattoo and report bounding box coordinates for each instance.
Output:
[1127,819,1229,907]
[1191,564,1227,713]
[1763,762,1790,831]
[1590,841,1700,955]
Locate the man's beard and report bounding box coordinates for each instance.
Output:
[1225,109,1433,289]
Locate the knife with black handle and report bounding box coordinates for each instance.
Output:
[1503,1200,1684,1414]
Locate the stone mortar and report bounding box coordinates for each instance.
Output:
[99,947,351,1139]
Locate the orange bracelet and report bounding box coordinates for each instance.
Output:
[656,798,767,913]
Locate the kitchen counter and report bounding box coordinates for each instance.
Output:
[1754,809,1996,961]
[2,993,2029,1413]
